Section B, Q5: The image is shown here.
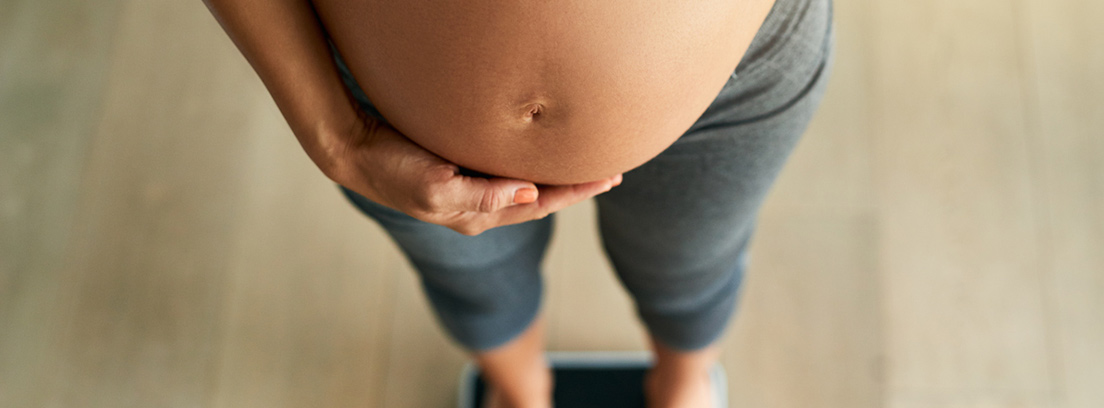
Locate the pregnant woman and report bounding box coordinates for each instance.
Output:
[204,0,833,406]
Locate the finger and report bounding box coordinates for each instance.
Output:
[491,175,619,225]
[443,175,540,213]
[536,175,621,213]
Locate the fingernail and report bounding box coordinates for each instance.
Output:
[513,188,538,204]
[613,174,623,187]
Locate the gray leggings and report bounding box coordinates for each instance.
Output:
[332,0,835,352]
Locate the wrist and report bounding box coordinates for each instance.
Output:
[293,115,353,182]
[311,110,384,182]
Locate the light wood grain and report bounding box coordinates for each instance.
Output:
[724,212,883,408]
[0,1,124,406]
[1020,1,1104,408]
[40,0,268,406]
[890,400,1052,408]
[378,260,470,408]
[869,0,1054,402]
[545,201,648,352]
[208,93,398,408]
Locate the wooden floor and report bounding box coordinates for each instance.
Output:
[1,0,1101,407]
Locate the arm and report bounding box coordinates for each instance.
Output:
[201,0,621,235]
[201,0,361,178]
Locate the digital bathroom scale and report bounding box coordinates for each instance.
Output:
[458,351,727,408]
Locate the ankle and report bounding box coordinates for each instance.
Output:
[643,364,713,408]
[646,363,710,387]
[487,363,554,408]
[494,388,553,408]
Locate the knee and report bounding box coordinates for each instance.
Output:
[632,253,748,317]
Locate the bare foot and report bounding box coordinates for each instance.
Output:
[644,367,714,408]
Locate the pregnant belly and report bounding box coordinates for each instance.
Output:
[314,0,775,185]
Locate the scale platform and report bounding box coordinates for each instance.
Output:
[458,351,727,408]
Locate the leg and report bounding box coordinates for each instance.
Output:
[644,338,722,408]
[595,0,835,405]
[338,187,554,408]
[475,314,553,408]
[330,37,555,407]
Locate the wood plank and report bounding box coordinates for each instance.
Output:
[890,399,1052,408]
[869,0,1054,400]
[208,97,398,408]
[1019,1,1104,408]
[0,1,124,406]
[379,259,470,408]
[35,0,277,406]
[724,213,882,408]
[545,200,648,352]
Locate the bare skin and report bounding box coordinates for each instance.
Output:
[311,0,777,184]
[474,315,553,408]
[204,0,752,405]
[644,338,722,408]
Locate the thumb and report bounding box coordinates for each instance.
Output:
[464,177,539,213]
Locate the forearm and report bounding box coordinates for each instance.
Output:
[202,0,363,176]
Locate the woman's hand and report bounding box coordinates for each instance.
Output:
[326,115,622,236]
[204,0,614,236]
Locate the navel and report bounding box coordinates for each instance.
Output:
[523,103,544,121]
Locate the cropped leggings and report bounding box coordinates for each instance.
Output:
[331,0,835,352]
